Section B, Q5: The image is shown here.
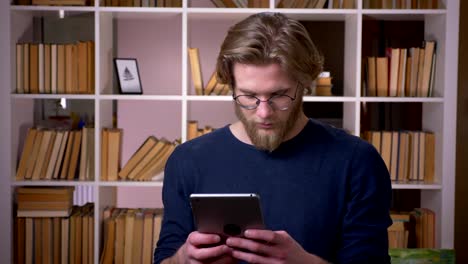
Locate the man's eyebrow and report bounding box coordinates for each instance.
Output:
[236,87,290,94]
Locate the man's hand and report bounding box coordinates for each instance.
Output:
[225,229,328,264]
[164,231,237,264]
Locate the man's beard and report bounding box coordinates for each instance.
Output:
[235,97,303,152]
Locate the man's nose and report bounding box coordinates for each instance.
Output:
[255,100,274,119]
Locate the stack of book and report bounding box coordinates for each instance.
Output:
[15,202,94,264]
[110,134,177,181]
[364,41,436,97]
[16,187,75,217]
[100,207,163,264]
[314,71,333,96]
[16,127,95,181]
[362,130,435,183]
[187,120,215,141]
[16,41,95,94]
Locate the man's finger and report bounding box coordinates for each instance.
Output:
[226,236,272,256]
[188,231,222,247]
[244,229,278,244]
[190,244,232,260]
[231,248,276,264]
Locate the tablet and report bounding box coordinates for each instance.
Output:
[190,193,265,238]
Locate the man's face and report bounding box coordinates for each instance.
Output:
[233,63,303,152]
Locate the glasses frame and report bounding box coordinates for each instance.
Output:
[232,83,299,111]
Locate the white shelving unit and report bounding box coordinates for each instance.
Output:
[1,0,459,262]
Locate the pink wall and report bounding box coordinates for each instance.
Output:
[116,15,182,95]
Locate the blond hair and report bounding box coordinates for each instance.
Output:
[216,12,323,92]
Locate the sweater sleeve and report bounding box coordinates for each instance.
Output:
[336,140,393,264]
[153,146,196,264]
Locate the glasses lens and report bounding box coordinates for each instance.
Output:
[235,95,258,109]
[270,95,293,110]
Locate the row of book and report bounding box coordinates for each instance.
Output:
[116,135,177,181]
[14,203,95,264]
[211,0,268,7]
[203,71,232,96]
[277,0,353,8]
[16,127,95,181]
[101,0,181,7]
[388,208,435,249]
[187,120,216,141]
[363,130,435,183]
[16,41,95,95]
[16,0,91,5]
[364,0,439,9]
[100,207,163,264]
[363,41,436,97]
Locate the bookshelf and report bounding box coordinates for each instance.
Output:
[0,0,460,262]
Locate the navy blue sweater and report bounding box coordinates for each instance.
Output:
[154,119,392,264]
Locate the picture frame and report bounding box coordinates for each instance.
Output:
[114,58,143,94]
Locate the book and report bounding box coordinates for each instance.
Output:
[389,48,400,97]
[127,139,168,180]
[23,43,30,93]
[107,128,122,181]
[124,209,136,263]
[101,128,109,181]
[60,130,75,180]
[38,43,44,93]
[25,218,33,264]
[132,210,144,263]
[32,129,54,180]
[397,48,407,97]
[141,210,154,264]
[114,210,127,263]
[61,217,70,264]
[420,41,436,97]
[44,44,51,93]
[51,44,57,94]
[52,130,69,179]
[77,41,88,94]
[39,130,57,179]
[56,44,66,94]
[376,57,389,96]
[409,47,420,97]
[188,48,204,95]
[424,132,435,183]
[24,129,44,180]
[381,131,392,172]
[16,44,23,93]
[136,142,175,181]
[187,120,198,140]
[119,136,157,180]
[66,129,82,180]
[367,57,377,96]
[204,71,218,95]
[16,128,37,180]
[29,44,39,94]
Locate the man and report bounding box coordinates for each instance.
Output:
[154,12,392,264]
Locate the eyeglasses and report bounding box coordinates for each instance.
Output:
[232,83,298,111]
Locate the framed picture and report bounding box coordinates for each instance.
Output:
[114,58,143,94]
